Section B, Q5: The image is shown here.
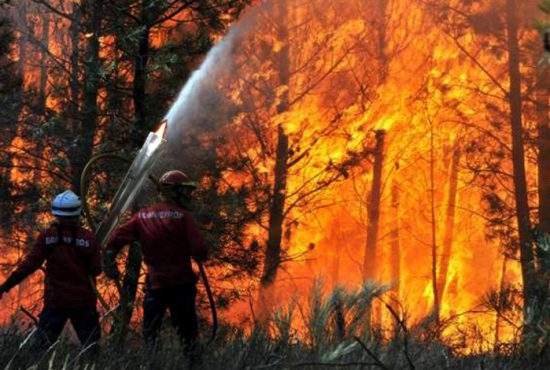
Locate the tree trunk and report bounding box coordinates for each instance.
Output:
[436,143,460,306]
[374,0,389,82]
[131,0,151,145]
[0,10,25,229]
[494,256,508,351]
[390,181,400,295]
[261,0,290,287]
[505,0,537,340]
[72,0,102,193]
[38,13,49,115]
[261,125,289,286]
[30,13,50,205]
[429,120,440,320]
[111,242,142,343]
[362,130,385,281]
[331,233,342,289]
[69,3,81,128]
[537,65,550,235]
[112,0,152,340]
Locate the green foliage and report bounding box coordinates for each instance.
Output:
[540,0,550,16]
[537,0,550,34]
[0,16,22,233]
[526,233,550,354]
[0,17,21,132]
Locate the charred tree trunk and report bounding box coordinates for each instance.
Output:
[505,0,537,340]
[16,5,27,80]
[0,12,25,229]
[1,12,26,304]
[111,242,142,343]
[261,0,290,287]
[112,0,152,339]
[390,181,401,295]
[69,3,81,128]
[436,143,460,306]
[363,130,386,281]
[429,121,440,320]
[537,66,550,235]
[131,0,151,144]
[30,13,50,206]
[261,126,289,286]
[388,180,401,331]
[494,256,508,350]
[331,235,343,289]
[374,0,389,82]
[37,13,49,115]
[72,0,102,193]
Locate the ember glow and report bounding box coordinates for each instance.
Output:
[1,0,546,353]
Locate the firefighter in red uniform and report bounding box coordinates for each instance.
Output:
[0,190,101,349]
[104,170,208,348]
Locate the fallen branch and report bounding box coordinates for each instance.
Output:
[353,336,390,370]
[19,306,39,326]
[383,302,416,370]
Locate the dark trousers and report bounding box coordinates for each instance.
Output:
[35,306,101,348]
[143,283,198,346]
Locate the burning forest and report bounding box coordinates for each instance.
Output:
[0,0,549,369]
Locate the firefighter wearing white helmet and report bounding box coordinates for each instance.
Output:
[51,190,82,217]
[0,190,101,352]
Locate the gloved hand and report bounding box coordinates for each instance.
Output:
[104,263,120,280]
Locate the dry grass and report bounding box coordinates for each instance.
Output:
[1,280,549,369]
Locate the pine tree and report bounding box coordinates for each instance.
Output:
[0,16,22,230]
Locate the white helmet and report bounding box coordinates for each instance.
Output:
[51,190,82,217]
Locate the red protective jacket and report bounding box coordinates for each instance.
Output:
[105,202,208,288]
[2,224,101,309]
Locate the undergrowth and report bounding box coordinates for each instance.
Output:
[0,281,548,369]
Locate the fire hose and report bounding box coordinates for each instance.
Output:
[80,153,218,342]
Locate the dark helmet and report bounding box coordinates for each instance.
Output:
[158,171,197,208]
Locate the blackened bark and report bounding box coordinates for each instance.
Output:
[331,229,343,289]
[72,0,102,193]
[437,144,460,306]
[38,13,49,115]
[362,130,385,280]
[390,181,400,295]
[537,66,550,235]
[261,0,290,286]
[505,0,537,338]
[112,0,152,339]
[374,0,389,82]
[69,3,81,127]
[132,0,151,144]
[494,256,508,350]
[429,121,439,319]
[261,125,289,285]
[111,242,142,343]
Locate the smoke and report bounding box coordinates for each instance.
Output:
[163,5,259,143]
